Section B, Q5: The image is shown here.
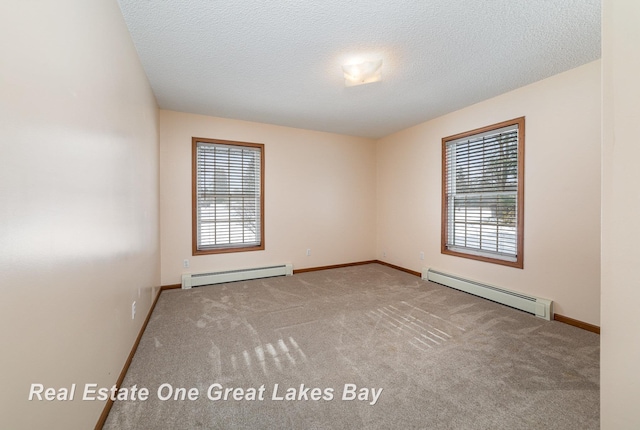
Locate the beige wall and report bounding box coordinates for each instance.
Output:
[601,0,640,428]
[0,1,159,428]
[159,110,377,285]
[376,61,601,325]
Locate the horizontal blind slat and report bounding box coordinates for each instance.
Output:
[196,141,261,250]
[445,124,520,260]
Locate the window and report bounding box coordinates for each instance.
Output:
[192,138,264,255]
[441,117,524,268]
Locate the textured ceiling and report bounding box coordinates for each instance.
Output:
[117,0,601,139]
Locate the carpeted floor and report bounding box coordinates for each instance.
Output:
[104,263,599,429]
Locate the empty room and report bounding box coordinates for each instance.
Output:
[1,0,639,429]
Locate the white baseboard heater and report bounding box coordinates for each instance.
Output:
[182,263,293,289]
[422,268,553,320]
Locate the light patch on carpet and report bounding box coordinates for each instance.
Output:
[400,301,467,332]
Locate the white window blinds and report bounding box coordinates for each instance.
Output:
[195,141,262,251]
[444,123,520,262]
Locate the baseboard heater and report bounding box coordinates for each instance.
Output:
[182,263,293,289]
[422,268,553,320]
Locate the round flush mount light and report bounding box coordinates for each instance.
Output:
[341,59,383,87]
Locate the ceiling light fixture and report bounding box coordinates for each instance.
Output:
[341,59,383,87]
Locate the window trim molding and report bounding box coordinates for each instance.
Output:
[191,137,265,256]
[441,117,525,269]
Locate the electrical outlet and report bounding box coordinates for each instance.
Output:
[420,251,424,261]
[306,249,311,257]
[183,259,190,268]
[383,251,387,258]
[131,301,136,320]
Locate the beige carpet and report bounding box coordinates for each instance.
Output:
[104,263,599,429]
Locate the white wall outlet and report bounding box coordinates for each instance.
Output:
[420,251,425,261]
[306,249,311,256]
[183,259,190,268]
[383,251,387,258]
[131,301,136,320]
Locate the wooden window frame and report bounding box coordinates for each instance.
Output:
[192,137,265,255]
[441,117,525,269]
